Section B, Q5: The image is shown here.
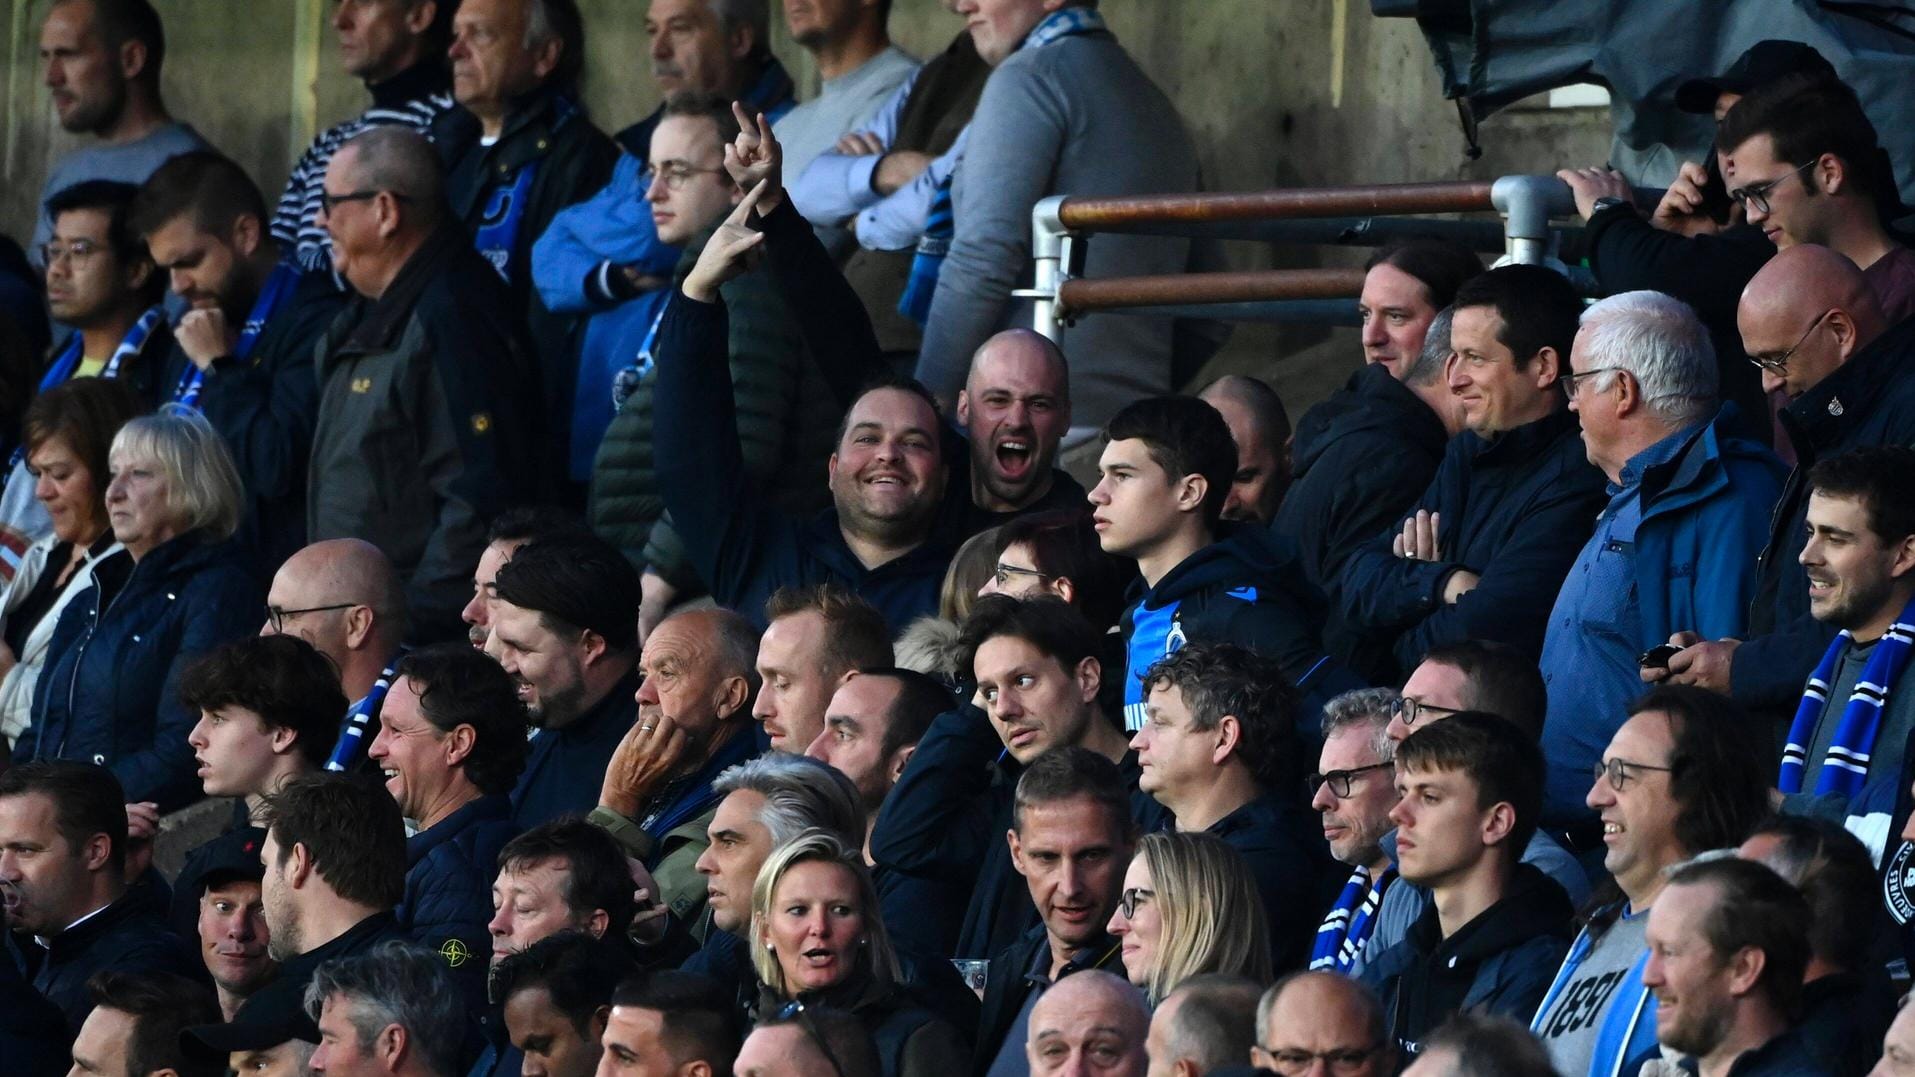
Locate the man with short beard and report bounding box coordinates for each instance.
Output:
[485,534,642,828]
[32,0,212,262]
[182,774,406,1054]
[274,0,455,274]
[945,329,1084,534]
[1641,858,1819,1077]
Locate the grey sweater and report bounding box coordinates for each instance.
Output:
[915,31,1203,427]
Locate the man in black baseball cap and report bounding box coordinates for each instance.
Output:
[179,990,316,1075]
[1675,39,1838,119]
[172,825,277,1021]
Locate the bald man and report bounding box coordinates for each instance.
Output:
[1145,975,1261,1077]
[1026,970,1149,1077]
[1655,243,1915,710]
[1251,972,1393,1077]
[263,538,409,771]
[950,329,1086,535]
[1199,374,1293,523]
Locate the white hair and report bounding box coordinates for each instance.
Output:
[1576,290,1717,426]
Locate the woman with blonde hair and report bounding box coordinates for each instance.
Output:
[750,829,969,1077]
[1106,830,1274,1004]
[17,406,260,809]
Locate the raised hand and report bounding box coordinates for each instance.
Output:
[682,180,772,303]
[723,102,783,211]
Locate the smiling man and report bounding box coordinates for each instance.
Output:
[1337,264,1606,683]
[486,534,642,829]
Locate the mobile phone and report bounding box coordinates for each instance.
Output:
[1698,154,1733,224]
[1639,644,1682,670]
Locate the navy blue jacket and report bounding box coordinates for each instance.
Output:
[1734,314,1915,709]
[510,670,639,828]
[1198,792,1339,973]
[18,531,260,808]
[157,268,344,574]
[0,953,67,1073]
[399,794,520,1008]
[1274,362,1449,594]
[20,885,203,1036]
[1337,406,1607,683]
[1119,524,1362,734]
[652,292,952,633]
[870,702,1164,960]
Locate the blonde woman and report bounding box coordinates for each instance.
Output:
[750,829,969,1077]
[1106,830,1273,1004]
[16,406,259,809]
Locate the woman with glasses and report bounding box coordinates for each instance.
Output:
[750,829,970,1077]
[1105,831,1273,1005]
[15,407,260,810]
[0,379,141,754]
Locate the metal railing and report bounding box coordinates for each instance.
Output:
[1021,175,1582,337]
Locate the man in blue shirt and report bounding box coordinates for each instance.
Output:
[1538,291,1782,828]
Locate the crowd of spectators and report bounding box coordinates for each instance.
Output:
[4,2,1915,1077]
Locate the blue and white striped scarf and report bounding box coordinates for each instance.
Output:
[1308,864,1394,973]
[1779,598,1915,798]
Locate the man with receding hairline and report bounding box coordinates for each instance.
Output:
[1198,374,1291,524]
[950,329,1084,533]
[1145,975,1261,1077]
[1026,970,1149,1077]
[1653,243,1915,713]
[262,538,407,705]
[1253,972,1393,1077]
[308,126,541,640]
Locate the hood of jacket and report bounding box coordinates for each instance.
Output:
[1137,521,1322,614]
[1292,363,1449,477]
[1407,861,1572,967]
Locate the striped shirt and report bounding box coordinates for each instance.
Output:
[272,82,453,273]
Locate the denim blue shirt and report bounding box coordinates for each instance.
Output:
[1539,424,1697,823]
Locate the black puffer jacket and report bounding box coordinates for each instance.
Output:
[1274,362,1449,595]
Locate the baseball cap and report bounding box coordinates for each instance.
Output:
[1675,40,1838,114]
[168,825,267,935]
[179,984,320,1062]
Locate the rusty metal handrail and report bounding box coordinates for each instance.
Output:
[1024,175,1578,334]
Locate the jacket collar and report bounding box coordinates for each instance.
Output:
[1469,404,1579,466]
[368,58,450,109]
[406,793,513,866]
[342,223,466,354]
[1783,315,1915,454]
[40,887,149,955]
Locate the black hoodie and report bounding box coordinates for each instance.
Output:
[1358,861,1573,1059]
[1273,362,1450,594]
[1118,523,1362,733]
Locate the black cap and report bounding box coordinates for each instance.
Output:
[180,985,320,1062]
[177,826,267,896]
[1675,40,1838,114]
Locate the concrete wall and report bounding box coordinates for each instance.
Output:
[0,0,1612,412]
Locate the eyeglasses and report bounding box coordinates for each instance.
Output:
[643,163,728,192]
[993,563,1052,588]
[1388,695,1461,728]
[1116,887,1155,919]
[774,1000,845,1077]
[1748,310,1832,375]
[1256,1042,1384,1076]
[1591,756,1675,792]
[318,189,408,214]
[40,239,103,267]
[1305,761,1395,800]
[1728,159,1818,216]
[1563,365,1627,395]
[264,602,358,634]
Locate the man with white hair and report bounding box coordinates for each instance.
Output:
[1538,290,1784,829]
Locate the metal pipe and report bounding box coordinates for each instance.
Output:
[1491,175,1578,265]
[1055,181,1497,231]
[1023,195,1070,342]
[1057,268,1368,319]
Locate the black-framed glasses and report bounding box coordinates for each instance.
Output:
[1748,310,1832,375]
[265,603,358,634]
[642,162,728,192]
[773,1000,845,1077]
[993,563,1052,588]
[319,189,408,213]
[1592,756,1675,792]
[1389,695,1461,728]
[40,239,103,266]
[1305,761,1394,800]
[1728,159,1817,216]
[1256,1042,1385,1077]
[1563,365,1627,395]
[1116,887,1155,919]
